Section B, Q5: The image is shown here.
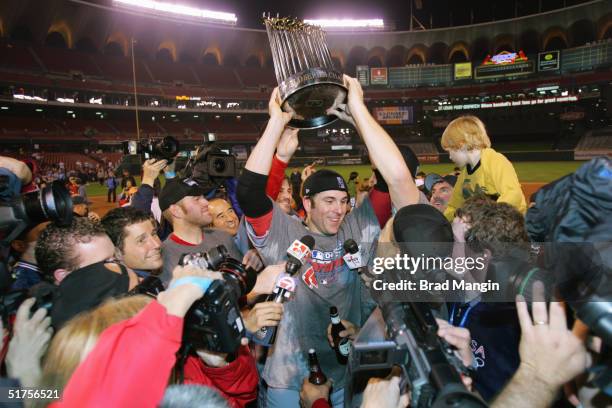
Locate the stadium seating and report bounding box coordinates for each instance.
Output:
[0,116,60,135]
[32,46,102,76]
[192,66,241,89]
[148,60,198,84]
[576,128,612,152]
[235,67,276,88]
[39,152,99,171]
[0,41,42,72]
[58,118,118,138]
[91,54,153,83]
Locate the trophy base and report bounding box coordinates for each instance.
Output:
[279,68,347,129]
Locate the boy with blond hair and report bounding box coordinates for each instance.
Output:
[441,115,526,221]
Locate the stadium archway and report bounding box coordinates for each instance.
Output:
[597,14,612,40]
[406,44,427,65]
[367,47,386,68]
[448,42,469,63]
[104,42,124,57]
[47,21,73,48]
[202,46,222,65]
[157,41,177,62]
[386,45,406,67]
[428,42,448,64]
[542,27,568,51]
[106,32,128,57]
[570,19,596,47]
[45,32,68,49]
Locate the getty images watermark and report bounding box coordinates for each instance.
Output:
[370,253,500,293]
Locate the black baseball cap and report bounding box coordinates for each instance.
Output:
[159,178,211,212]
[393,204,453,258]
[302,169,348,197]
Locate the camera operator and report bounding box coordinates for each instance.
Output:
[48,265,260,407]
[236,77,420,407]
[35,217,139,327]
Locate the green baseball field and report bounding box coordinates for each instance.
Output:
[84,161,585,199]
[286,161,586,184]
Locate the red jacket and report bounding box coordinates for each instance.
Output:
[184,345,258,408]
[52,300,258,408]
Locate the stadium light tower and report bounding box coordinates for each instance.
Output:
[131,38,140,141]
[113,0,237,25]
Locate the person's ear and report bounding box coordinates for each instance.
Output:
[53,269,69,283]
[303,197,312,213]
[169,203,182,220]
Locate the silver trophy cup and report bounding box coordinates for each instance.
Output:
[264,16,347,129]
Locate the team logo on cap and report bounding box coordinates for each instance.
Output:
[337,177,345,189]
[183,178,199,187]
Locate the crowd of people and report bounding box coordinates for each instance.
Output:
[0,75,609,408]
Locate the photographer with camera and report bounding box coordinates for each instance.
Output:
[35,217,140,327]
[236,77,419,407]
[48,264,260,407]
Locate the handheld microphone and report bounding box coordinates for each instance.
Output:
[286,235,315,275]
[252,235,315,346]
[343,239,363,270]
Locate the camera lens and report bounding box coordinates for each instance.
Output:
[154,136,180,160]
[22,181,72,226]
[218,258,257,297]
[213,158,226,173]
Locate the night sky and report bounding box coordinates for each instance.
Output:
[176,0,592,30]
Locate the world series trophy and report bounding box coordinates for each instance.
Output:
[264,15,347,129]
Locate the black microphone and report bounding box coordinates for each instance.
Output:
[343,239,363,271]
[252,235,315,346]
[285,235,315,275]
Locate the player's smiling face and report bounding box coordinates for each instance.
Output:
[304,191,349,236]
